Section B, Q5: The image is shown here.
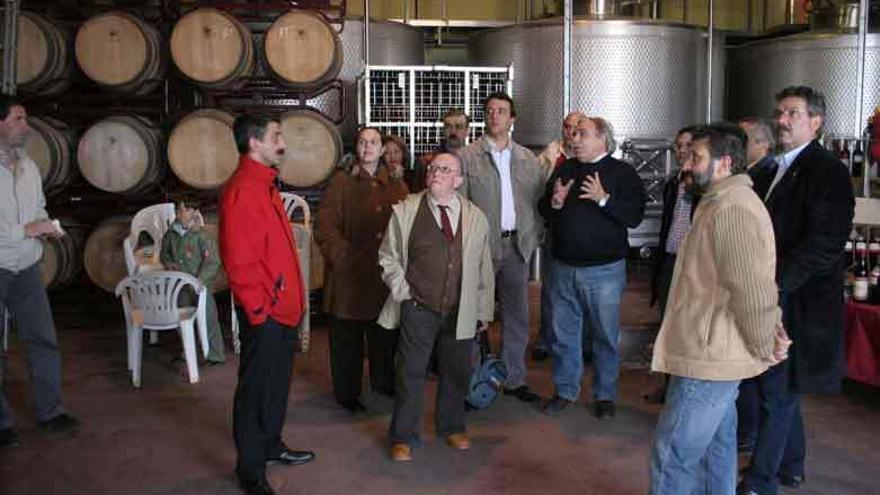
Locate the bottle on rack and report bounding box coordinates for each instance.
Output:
[853,141,865,180]
[854,232,870,302]
[869,233,880,269]
[839,139,851,171]
[869,261,880,304]
[844,228,857,301]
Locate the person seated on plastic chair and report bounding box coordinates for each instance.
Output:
[159,196,225,365]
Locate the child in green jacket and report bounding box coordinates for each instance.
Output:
[160,197,225,365]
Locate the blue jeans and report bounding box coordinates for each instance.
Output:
[548,258,625,401]
[649,376,740,495]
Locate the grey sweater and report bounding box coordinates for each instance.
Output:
[0,151,48,272]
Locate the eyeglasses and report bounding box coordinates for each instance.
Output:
[773,108,805,120]
[426,164,456,175]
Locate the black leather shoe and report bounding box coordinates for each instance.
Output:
[779,474,805,488]
[0,428,19,448]
[542,396,573,415]
[239,477,275,495]
[504,385,541,403]
[38,413,80,434]
[267,448,315,466]
[593,400,615,419]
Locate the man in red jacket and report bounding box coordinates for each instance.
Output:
[220,114,314,495]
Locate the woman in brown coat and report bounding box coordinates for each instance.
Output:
[316,127,409,412]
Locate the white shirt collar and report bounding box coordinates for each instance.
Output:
[776,141,810,169]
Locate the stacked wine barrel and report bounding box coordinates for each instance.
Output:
[15,7,344,295]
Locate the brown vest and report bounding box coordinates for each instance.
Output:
[406,196,463,315]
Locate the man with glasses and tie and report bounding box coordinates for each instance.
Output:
[739,86,854,495]
[377,152,494,462]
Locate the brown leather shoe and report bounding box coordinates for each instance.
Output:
[445,433,471,450]
[389,443,412,461]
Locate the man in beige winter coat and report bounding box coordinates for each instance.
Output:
[377,153,494,462]
[648,124,791,495]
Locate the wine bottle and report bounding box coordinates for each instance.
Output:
[854,234,869,302]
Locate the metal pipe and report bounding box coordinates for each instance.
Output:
[706,0,714,122]
[363,0,370,68]
[747,0,753,34]
[589,0,609,16]
[563,0,572,116]
[402,0,408,23]
[649,0,660,20]
[762,0,768,32]
[856,0,869,195]
[785,0,794,24]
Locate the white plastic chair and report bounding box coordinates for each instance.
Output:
[123,203,176,276]
[283,193,312,353]
[229,192,312,354]
[115,271,209,388]
[123,203,177,346]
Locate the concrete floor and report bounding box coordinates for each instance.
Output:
[1,276,879,495]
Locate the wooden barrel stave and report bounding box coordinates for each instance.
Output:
[263,10,342,91]
[278,109,342,187]
[170,8,253,89]
[167,108,239,189]
[77,115,164,195]
[16,11,71,95]
[83,216,131,292]
[40,220,84,290]
[25,116,76,195]
[75,11,165,94]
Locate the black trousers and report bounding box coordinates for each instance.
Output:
[329,318,398,407]
[233,314,298,483]
[389,300,473,445]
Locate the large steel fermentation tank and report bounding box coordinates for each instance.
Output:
[468,18,724,148]
[469,18,723,253]
[727,32,880,138]
[309,18,424,144]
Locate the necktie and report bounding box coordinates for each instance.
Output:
[438,205,454,243]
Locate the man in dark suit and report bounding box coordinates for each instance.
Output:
[740,86,855,495]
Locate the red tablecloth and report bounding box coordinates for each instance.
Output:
[845,301,880,386]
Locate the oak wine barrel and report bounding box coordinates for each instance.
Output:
[278,109,342,187]
[16,11,71,95]
[25,116,77,195]
[39,219,84,290]
[167,108,238,190]
[77,115,164,194]
[264,10,342,91]
[75,11,166,94]
[170,8,254,89]
[83,216,131,292]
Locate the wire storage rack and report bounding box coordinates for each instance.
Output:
[361,65,513,164]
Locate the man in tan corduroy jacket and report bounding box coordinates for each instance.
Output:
[648,124,791,495]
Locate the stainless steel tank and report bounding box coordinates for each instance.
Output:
[727,32,880,138]
[469,18,723,147]
[309,18,424,144]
